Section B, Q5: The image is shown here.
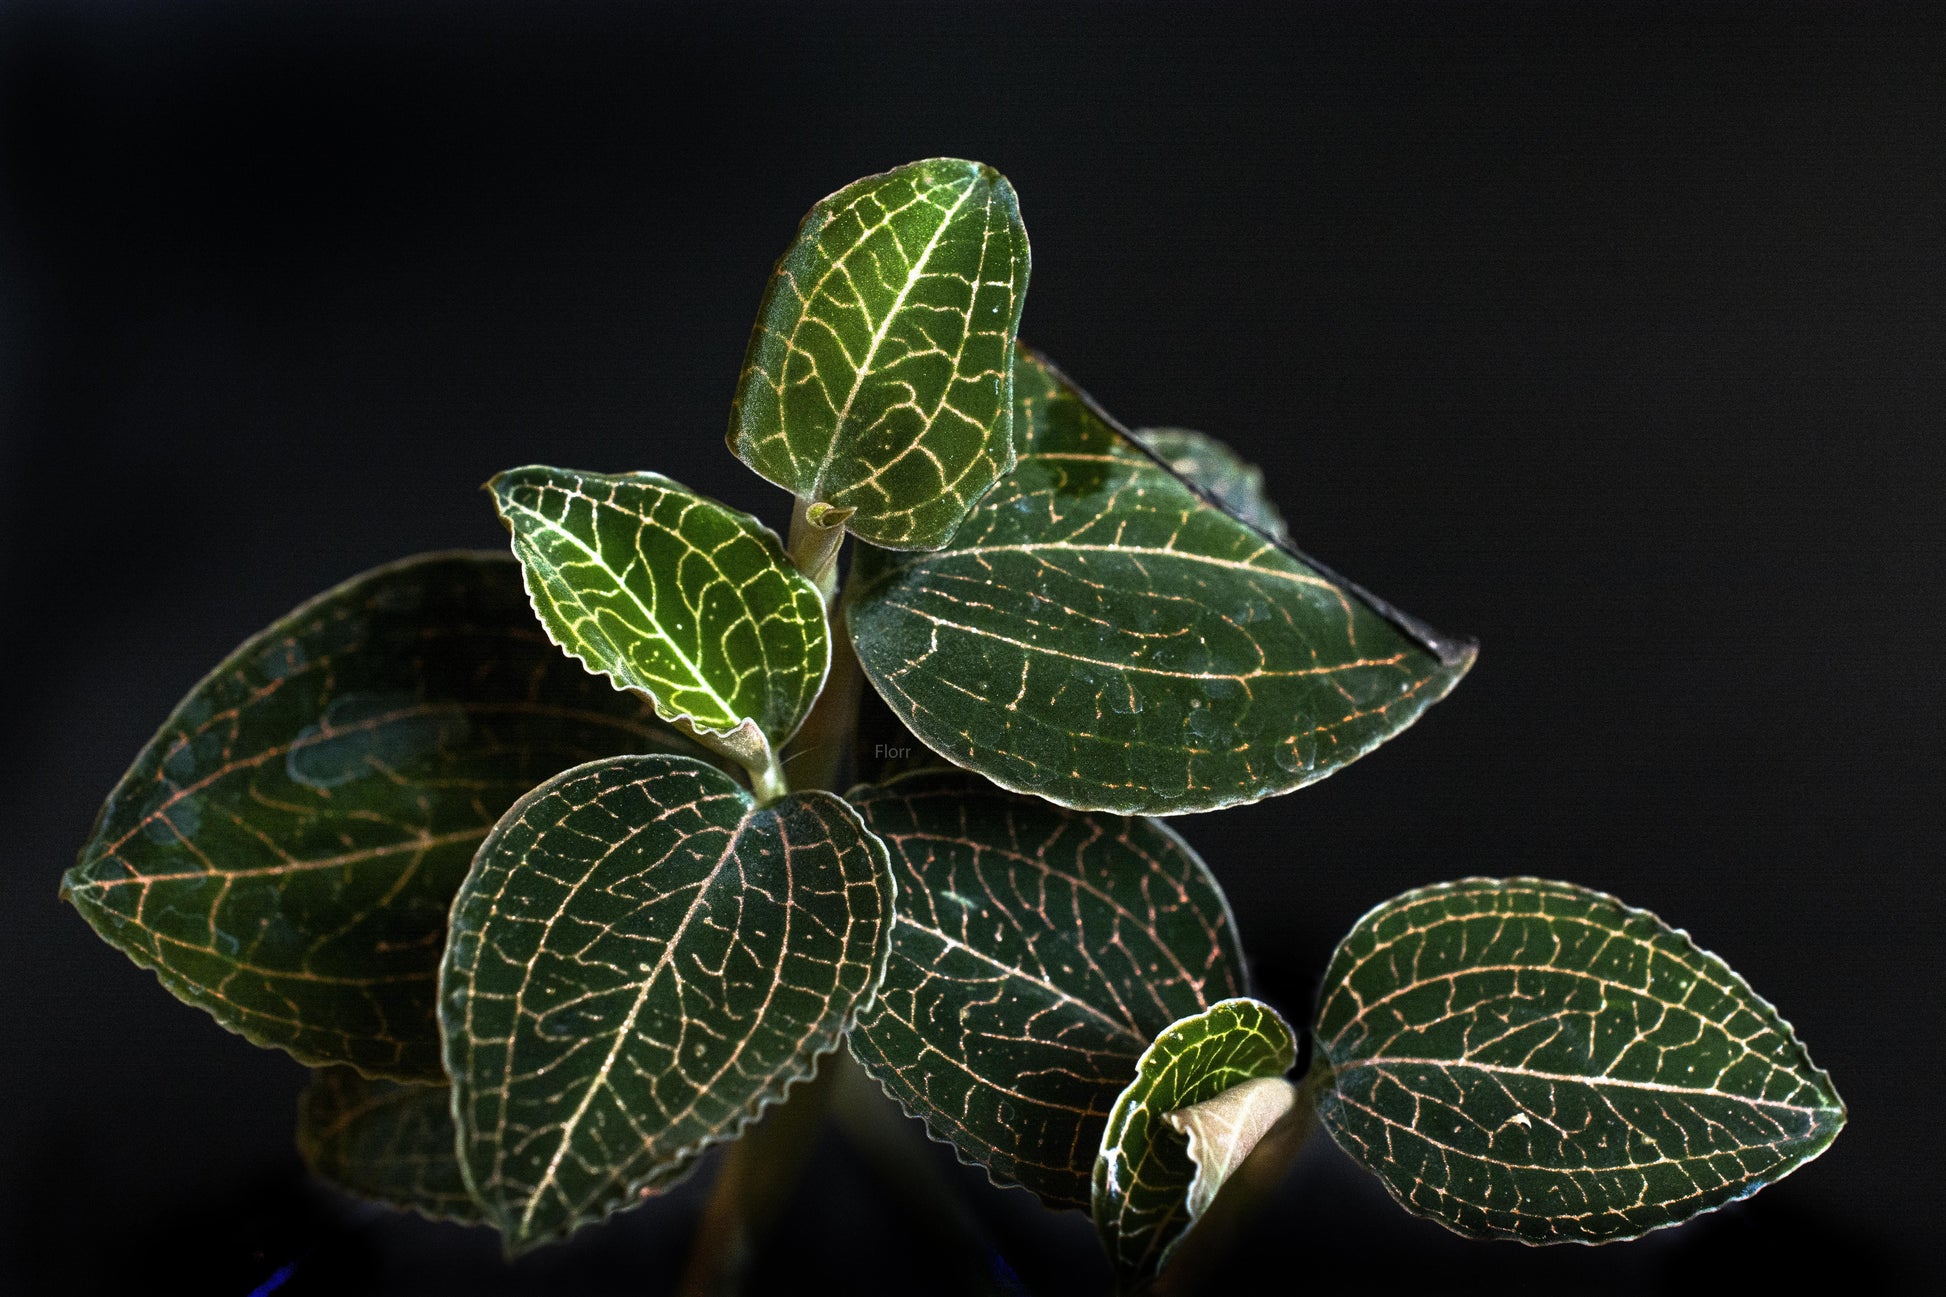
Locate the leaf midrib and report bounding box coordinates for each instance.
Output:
[504,493,742,728]
[810,177,981,499]
[1335,1056,1838,1115]
[515,804,746,1237]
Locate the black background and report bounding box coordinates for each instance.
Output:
[2,3,1939,1293]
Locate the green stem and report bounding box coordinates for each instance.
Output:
[677,714,790,805]
[786,498,850,606]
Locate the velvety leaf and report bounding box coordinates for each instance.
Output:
[844,769,1245,1208]
[62,552,697,1081]
[490,466,828,744]
[728,158,1030,550]
[847,348,1475,815]
[1314,878,1846,1244]
[441,754,895,1254]
[1130,427,1290,541]
[1092,998,1297,1285]
[297,1068,478,1223]
[1164,1074,1299,1220]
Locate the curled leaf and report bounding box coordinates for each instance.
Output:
[845,769,1245,1208]
[1092,998,1297,1285]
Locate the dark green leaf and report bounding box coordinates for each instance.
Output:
[297,1068,479,1223]
[441,754,895,1254]
[62,552,696,1081]
[1092,998,1296,1285]
[1130,427,1290,541]
[491,466,828,745]
[847,347,1475,814]
[728,158,1030,550]
[1314,878,1846,1244]
[844,769,1245,1208]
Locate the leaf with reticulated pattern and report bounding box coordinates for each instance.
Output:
[847,347,1475,815]
[1130,427,1289,542]
[440,754,895,1254]
[1314,877,1846,1244]
[297,1068,478,1223]
[62,552,700,1081]
[491,466,828,745]
[728,158,1030,550]
[844,769,1245,1208]
[1092,998,1296,1285]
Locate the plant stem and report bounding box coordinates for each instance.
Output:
[675,1062,841,1297]
[785,498,848,605]
[675,714,790,805]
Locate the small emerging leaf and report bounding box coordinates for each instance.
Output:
[1093,998,1297,1285]
[1131,427,1290,541]
[728,158,1030,550]
[441,754,895,1254]
[845,769,1245,1208]
[297,1068,479,1223]
[1164,1074,1299,1220]
[62,552,697,1080]
[491,466,829,744]
[848,347,1474,815]
[1314,878,1846,1244]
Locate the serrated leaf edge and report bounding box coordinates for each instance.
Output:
[489,467,831,747]
[440,762,897,1253]
[839,767,1250,1211]
[1314,875,1848,1248]
[61,548,521,1085]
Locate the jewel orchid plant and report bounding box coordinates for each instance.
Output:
[63,158,1844,1291]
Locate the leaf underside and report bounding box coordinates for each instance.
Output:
[844,769,1246,1208]
[728,157,1031,550]
[1092,997,1297,1285]
[847,346,1475,815]
[1164,1074,1300,1221]
[491,466,829,744]
[297,1067,479,1223]
[1130,427,1291,542]
[62,552,698,1081]
[1314,878,1846,1244]
[440,754,895,1254]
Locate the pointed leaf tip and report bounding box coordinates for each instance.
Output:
[1315,878,1845,1244]
[848,348,1473,815]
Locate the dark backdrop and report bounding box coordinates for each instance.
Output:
[2,3,1938,1293]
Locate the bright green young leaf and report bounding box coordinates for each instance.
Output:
[441,753,895,1255]
[1092,998,1297,1285]
[62,552,698,1081]
[1130,427,1290,542]
[297,1068,479,1223]
[490,466,828,745]
[727,158,1030,550]
[847,348,1475,815]
[844,769,1245,1208]
[1313,878,1846,1244]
